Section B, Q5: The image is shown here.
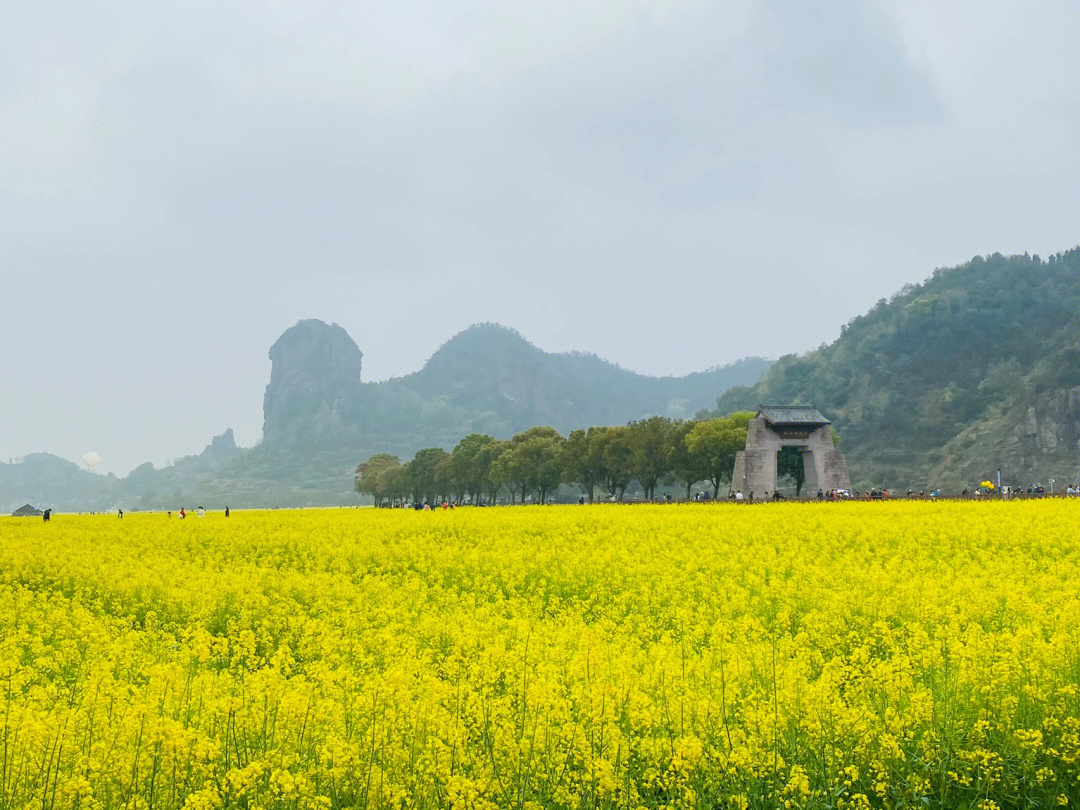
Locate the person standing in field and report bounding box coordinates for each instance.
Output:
[225,506,230,517]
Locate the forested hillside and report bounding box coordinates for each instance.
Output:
[2,324,768,511]
[8,247,1080,511]
[714,248,1080,489]
[262,321,770,452]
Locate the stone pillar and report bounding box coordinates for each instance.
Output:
[743,448,778,498]
[740,415,781,497]
[732,451,747,494]
[804,425,851,492]
[801,449,820,494]
[819,447,852,491]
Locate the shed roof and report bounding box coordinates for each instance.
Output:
[12,503,43,517]
[757,405,831,427]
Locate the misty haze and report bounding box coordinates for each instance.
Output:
[6,5,1080,810]
[4,2,1078,495]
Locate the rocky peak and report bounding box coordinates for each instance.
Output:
[269,320,363,385]
[210,428,237,451]
[263,320,363,440]
[197,429,239,469]
[421,323,538,373]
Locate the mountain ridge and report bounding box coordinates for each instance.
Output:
[2,323,771,511]
[713,247,1080,490]
[9,245,1079,510]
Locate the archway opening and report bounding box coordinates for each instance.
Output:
[777,446,809,496]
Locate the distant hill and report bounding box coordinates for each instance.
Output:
[1,324,771,511]
[713,247,1080,490]
[261,320,772,453]
[0,453,114,512]
[13,245,1078,510]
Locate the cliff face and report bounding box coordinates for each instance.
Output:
[1016,387,1080,465]
[262,320,364,444]
[930,387,1080,488]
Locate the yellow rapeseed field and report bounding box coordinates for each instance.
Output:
[2,503,1080,810]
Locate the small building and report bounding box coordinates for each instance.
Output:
[731,406,852,496]
[11,503,43,517]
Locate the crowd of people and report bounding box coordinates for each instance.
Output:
[169,506,220,518]
[375,483,1080,509]
[33,481,1079,520]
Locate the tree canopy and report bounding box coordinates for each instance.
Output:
[356,410,771,505]
[684,412,754,497]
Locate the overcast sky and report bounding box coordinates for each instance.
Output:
[2,1,1078,475]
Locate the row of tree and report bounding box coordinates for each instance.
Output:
[355,413,812,506]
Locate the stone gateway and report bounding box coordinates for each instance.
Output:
[731,406,852,496]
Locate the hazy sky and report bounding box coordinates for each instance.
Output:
[3,1,1078,475]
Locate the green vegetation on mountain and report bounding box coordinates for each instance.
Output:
[2,324,768,511]
[712,248,1080,490]
[8,246,1080,511]
[260,320,771,454]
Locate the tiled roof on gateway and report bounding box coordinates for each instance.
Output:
[757,406,831,426]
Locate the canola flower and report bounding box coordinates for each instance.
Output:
[1,502,1080,809]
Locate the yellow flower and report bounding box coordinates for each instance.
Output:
[1,502,1078,808]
